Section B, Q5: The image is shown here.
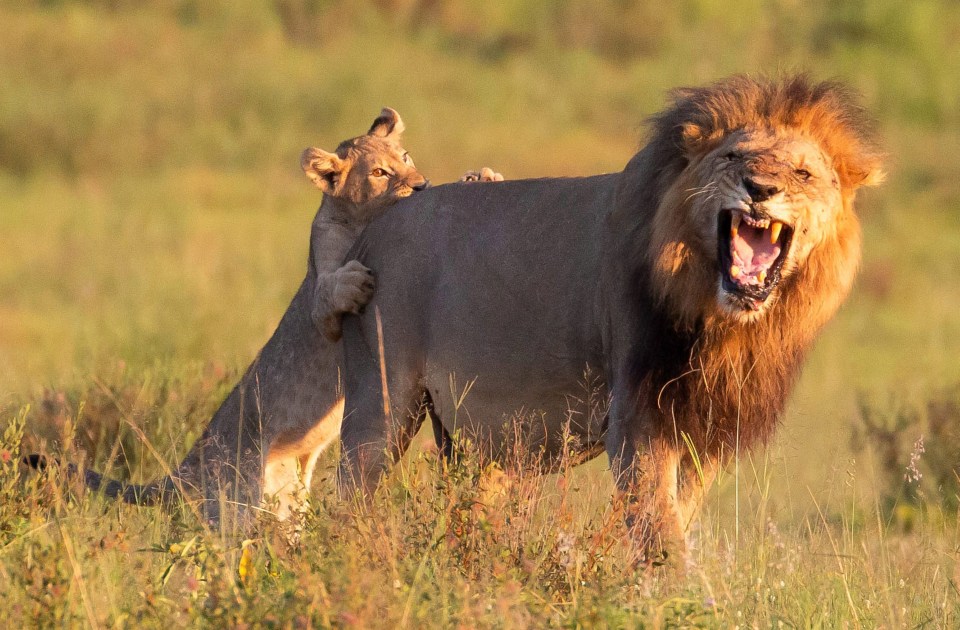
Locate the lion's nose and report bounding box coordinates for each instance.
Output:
[412,179,431,191]
[744,178,780,203]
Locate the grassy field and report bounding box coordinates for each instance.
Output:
[2,0,960,626]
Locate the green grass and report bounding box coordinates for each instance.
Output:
[2,0,960,626]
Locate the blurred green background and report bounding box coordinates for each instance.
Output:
[1,0,959,503]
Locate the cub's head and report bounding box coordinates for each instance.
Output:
[646,76,884,324]
[301,108,429,219]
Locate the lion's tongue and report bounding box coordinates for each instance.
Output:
[732,224,780,280]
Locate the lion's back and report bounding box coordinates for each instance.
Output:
[351,175,617,298]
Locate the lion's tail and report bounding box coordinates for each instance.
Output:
[22,453,174,506]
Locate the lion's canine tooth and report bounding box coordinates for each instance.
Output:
[730,265,741,278]
[770,221,783,244]
[758,270,767,284]
[731,213,741,237]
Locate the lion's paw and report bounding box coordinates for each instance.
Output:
[460,167,504,183]
[312,260,375,340]
[328,260,375,314]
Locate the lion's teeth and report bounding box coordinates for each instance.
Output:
[770,221,783,244]
[758,270,767,284]
[731,213,741,237]
[730,265,741,279]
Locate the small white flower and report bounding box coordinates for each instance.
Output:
[904,436,925,483]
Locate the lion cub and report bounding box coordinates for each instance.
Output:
[302,109,502,340]
[26,108,501,526]
[301,108,425,340]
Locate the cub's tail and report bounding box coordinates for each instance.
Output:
[22,453,173,506]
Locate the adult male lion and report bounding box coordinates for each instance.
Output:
[338,75,883,558]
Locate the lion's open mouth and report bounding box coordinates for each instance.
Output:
[718,210,794,310]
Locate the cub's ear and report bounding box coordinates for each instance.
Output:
[368,107,405,138]
[301,147,343,193]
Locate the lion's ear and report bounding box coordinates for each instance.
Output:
[840,151,886,190]
[368,107,405,138]
[849,160,886,189]
[301,147,344,194]
[679,122,712,155]
[680,122,702,145]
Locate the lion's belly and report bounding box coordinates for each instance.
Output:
[423,358,608,465]
[420,302,609,464]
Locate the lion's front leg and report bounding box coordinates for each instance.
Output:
[677,455,717,536]
[312,260,376,341]
[607,413,686,566]
[630,440,685,565]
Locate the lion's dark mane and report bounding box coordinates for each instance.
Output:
[617,74,882,459]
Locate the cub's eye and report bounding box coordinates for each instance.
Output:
[402,152,412,164]
[795,168,812,180]
[723,151,740,160]
[371,168,388,178]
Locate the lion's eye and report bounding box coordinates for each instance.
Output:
[371,168,389,178]
[723,151,740,160]
[402,153,412,164]
[795,168,812,180]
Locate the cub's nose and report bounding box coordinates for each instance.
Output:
[412,179,431,191]
[744,177,780,203]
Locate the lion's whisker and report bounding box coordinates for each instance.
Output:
[683,183,719,204]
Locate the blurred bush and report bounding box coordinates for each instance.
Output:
[15,360,235,481]
[851,386,960,521]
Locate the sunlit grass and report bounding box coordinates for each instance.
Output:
[1,411,957,627]
[2,0,960,626]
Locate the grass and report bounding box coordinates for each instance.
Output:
[2,0,960,626]
[2,419,958,627]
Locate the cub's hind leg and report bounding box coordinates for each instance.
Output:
[263,398,345,520]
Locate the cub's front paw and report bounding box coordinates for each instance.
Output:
[459,167,504,183]
[311,260,375,341]
[329,259,375,314]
